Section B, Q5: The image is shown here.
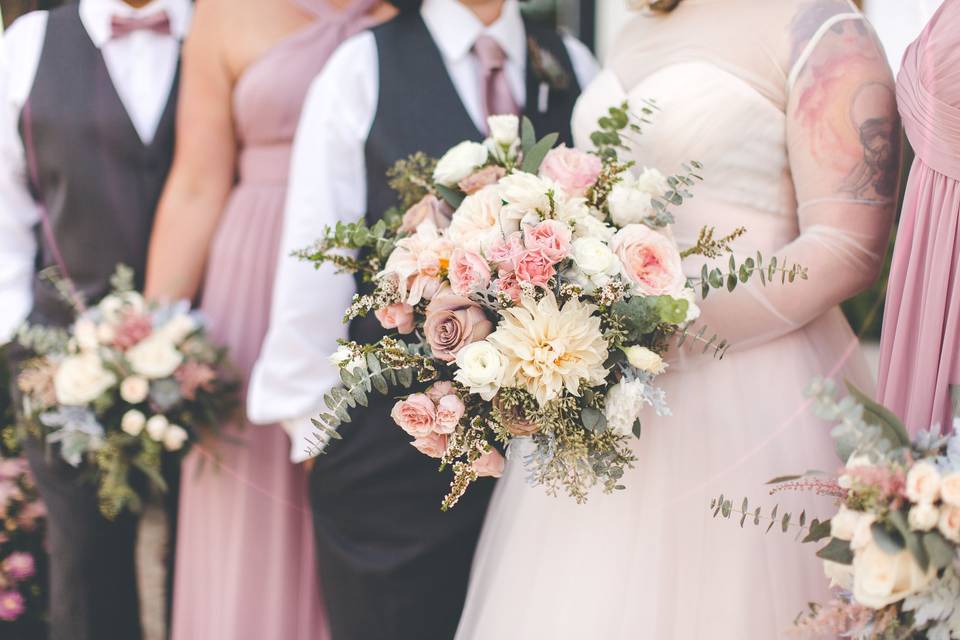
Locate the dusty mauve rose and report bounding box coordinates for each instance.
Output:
[399,194,452,235]
[424,289,493,362]
[538,145,602,197]
[472,449,505,478]
[609,224,686,297]
[484,231,524,270]
[513,250,555,287]
[425,381,454,403]
[113,312,153,350]
[458,165,506,195]
[493,394,540,436]
[523,219,572,263]
[449,249,492,297]
[435,395,465,434]
[390,394,436,437]
[411,432,448,459]
[375,303,416,335]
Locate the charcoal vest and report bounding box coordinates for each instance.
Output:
[20,4,179,328]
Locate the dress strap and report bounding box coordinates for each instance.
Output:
[786,11,865,91]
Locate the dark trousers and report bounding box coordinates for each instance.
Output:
[23,438,142,640]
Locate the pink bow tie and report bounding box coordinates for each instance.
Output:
[110,11,172,39]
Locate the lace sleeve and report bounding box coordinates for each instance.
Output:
[674,11,898,357]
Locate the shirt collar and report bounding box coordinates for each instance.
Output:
[421,0,526,66]
[80,0,192,48]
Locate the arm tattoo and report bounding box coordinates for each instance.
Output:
[841,82,899,199]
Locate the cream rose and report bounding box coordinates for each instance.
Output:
[54,353,117,405]
[126,335,183,379]
[940,472,960,507]
[119,376,150,404]
[433,141,489,187]
[852,541,934,609]
[938,505,960,542]
[905,460,941,504]
[571,238,619,278]
[454,341,507,401]
[909,503,940,532]
[162,424,189,452]
[121,409,146,437]
[145,415,169,442]
[623,346,666,375]
[609,224,686,297]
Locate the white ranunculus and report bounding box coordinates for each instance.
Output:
[571,214,616,242]
[852,539,934,609]
[940,472,960,507]
[604,379,647,437]
[121,409,146,436]
[145,415,169,442]
[74,318,99,351]
[498,172,554,214]
[433,141,489,187]
[938,505,960,543]
[823,560,854,590]
[830,506,864,541]
[487,114,519,147]
[571,238,619,277]
[634,167,670,198]
[119,376,150,404]
[608,174,655,227]
[126,335,183,379]
[155,314,197,345]
[454,341,506,401]
[906,460,941,504]
[162,424,189,452]
[54,353,117,405]
[623,345,666,375]
[909,502,940,532]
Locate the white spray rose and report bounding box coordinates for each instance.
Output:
[905,460,941,504]
[145,415,169,442]
[487,115,519,147]
[454,341,506,401]
[121,410,146,437]
[938,505,960,543]
[119,376,150,404]
[571,238,620,278]
[74,318,99,351]
[498,172,555,215]
[126,335,183,379]
[939,472,960,507]
[54,353,117,405]
[433,141,489,187]
[852,540,934,609]
[603,379,647,437]
[608,174,655,227]
[623,346,666,375]
[908,503,940,532]
[162,424,189,452]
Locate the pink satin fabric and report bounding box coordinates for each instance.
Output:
[878,0,960,433]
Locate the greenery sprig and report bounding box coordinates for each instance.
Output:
[691,252,809,299]
[710,493,831,543]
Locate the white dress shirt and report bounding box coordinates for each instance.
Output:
[0,0,191,344]
[248,0,599,462]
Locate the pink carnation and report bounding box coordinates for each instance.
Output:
[539,145,602,197]
[375,303,416,335]
[0,591,25,622]
[390,394,436,438]
[174,361,217,401]
[435,395,465,434]
[425,381,454,403]
[2,552,35,581]
[472,449,505,478]
[448,249,492,297]
[112,312,153,350]
[411,432,448,459]
[494,270,523,304]
[523,219,572,263]
[484,231,524,271]
[513,250,556,287]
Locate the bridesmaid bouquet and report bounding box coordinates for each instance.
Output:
[15,266,238,518]
[303,108,805,509]
[713,380,960,639]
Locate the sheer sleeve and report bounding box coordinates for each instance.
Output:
[675,15,897,357]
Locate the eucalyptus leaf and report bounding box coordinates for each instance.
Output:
[846,382,911,449]
[521,133,560,174]
[436,184,465,210]
[816,538,853,565]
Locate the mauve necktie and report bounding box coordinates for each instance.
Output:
[110,11,172,39]
[473,35,519,130]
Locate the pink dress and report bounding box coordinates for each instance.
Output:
[171,2,378,638]
[878,0,960,434]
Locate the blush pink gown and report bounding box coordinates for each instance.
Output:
[170,2,379,639]
[878,0,960,434]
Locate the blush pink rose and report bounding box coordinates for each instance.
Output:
[458,165,506,195]
[523,219,572,263]
[423,289,493,362]
[399,194,452,234]
[539,145,602,197]
[472,449,505,478]
[425,381,455,403]
[390,394,436,438]
[484,231,524,270]
[494,270,523,304]
[411,432,449,459]
[513,249,556,287]
[435,395,466,434]
[609,224,686,297]
[375,303,416,335]
[449,249,492,297]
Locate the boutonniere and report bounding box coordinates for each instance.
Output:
[527,36,571,114]
[627,0,682,11]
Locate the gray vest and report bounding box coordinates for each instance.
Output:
[20,4,179,328]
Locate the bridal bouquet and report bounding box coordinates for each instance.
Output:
[16,266,238,518]
[303,107,804,509]
[713,380,960,639]
[0,455,46,632]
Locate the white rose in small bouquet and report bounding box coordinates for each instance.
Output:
[54,353,117,405]
[433,141,489,187]
[119,376,150,404]
[162,424,189,452]
[121,409,146,436]
[852,541,934,609]
[126,335,183,379]
[905,460,941,504]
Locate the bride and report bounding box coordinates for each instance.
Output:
[456,0,898,637]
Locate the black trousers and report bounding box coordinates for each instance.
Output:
[23,438,142,640]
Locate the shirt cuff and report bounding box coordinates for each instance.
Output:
[281,417,331,464]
